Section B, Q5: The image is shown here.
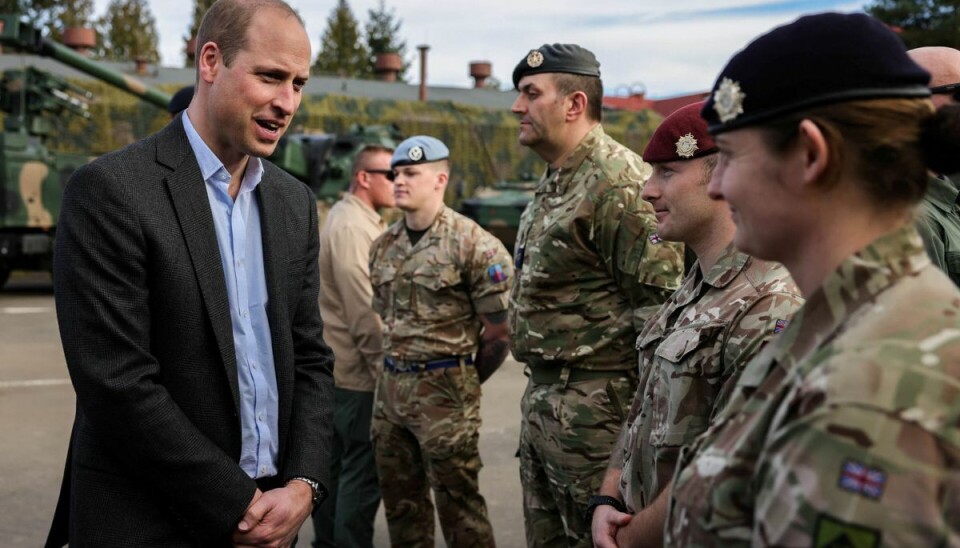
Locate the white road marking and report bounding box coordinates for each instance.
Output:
[1,307,51,314]
[0,378,71,389]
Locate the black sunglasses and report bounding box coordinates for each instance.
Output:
[364,168,395,181]
[930,82,960,102]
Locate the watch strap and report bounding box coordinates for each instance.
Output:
[584,494,627,521]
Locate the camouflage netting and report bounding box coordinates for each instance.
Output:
[36,82,662,203]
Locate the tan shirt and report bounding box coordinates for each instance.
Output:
[318,193,386,392]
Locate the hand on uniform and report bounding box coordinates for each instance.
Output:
[232,482,313,548]
[592,505,631,548]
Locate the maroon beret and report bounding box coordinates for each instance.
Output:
[643,101,717,163]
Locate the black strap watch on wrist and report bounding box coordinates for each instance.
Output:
[584,494,627,521]
[286,476,326,506]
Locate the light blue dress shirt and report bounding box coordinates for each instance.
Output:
[183,114,279,479]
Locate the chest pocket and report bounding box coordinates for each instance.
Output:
[370,266,399,318]
[411,262,470,319]
[648,324,727,448]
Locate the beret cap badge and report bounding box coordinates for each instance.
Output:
[713,77,746,123]
[526,50,544,68]
[408,146,424,161]
[675,133,699,159]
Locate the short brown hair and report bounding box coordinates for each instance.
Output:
[758,98,945,209]
[196,0,304,68]
[554,73,603,122]
[351,145,395,177]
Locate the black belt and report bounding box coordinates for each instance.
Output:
[385,355,473,373]
[528,364,631,385]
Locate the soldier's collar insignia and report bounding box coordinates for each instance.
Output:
[527,50,544,68]
[408,146,424,161]
[675,133,699,158]
[713,77,746,123]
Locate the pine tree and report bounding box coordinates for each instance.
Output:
[865,0,960,49]
[99,0,159,63]
[184,0,216,65]
[365,0,408,81]
[313,0,370,78]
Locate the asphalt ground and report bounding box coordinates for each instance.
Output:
[0,271,528,547]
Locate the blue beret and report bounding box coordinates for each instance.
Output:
[391,135,450,168]
[643,102,717,163]
[702,12,931,134]
[512,43,601,89]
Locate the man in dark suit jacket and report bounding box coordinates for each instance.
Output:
[46,1,333,546]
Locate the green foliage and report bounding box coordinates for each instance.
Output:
[865,0,960,49]
[98,0,159,63]
[365,0,408,81]
[23,0,92,41]
[313,0,370,78]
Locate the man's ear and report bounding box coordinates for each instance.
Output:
[356,171,371,190]
[796,119,830,188]
[436,170,449,190]
[197,42,221,84]
[566,91,588,122]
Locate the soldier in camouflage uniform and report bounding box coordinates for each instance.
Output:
[587,102,803,547]
[664,13,960,546]
[508,44,685,547]
[369,136,513,547]
[909,47,960,287]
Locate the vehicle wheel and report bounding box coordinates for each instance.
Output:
[0,264,11,290]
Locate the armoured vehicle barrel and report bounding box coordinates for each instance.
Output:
[0,15,170,109]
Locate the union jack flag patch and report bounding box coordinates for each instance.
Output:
[488,263,507,283]
[838,460,885,500]
[649,233,662,244]
[773,319,788,334]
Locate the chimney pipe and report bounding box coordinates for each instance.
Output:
[374,52,402,82]
[469,61,492,88]
[418,44,429,102]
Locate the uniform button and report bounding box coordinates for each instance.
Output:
[251,362,258,370]
[258,413,264,422]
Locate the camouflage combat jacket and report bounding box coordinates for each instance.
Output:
[618,243,801,513]
[916,174,960,288]
[666,225,960,547]
[508,125,684,371]
[370,206,513,361]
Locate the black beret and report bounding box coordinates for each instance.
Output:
[702,12,931,134]
[512,43,601,89]
[168,85,194,115]
[643,102,717,163]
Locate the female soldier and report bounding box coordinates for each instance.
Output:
[665,12,960,546]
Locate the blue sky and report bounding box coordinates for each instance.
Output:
[92,0,865,97]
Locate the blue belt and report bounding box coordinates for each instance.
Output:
[384,355,473,373]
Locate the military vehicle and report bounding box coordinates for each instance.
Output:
[269,123,404,209]
[0,15,170,288]
[460,177,536,253]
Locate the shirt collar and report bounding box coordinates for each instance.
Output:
[771,224,929,365]
[182,112,264,193]
[701,241,751,289]
[536,124,605,196]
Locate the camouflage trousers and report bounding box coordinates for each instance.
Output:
[519,371,638,547]
[371,365,495,548]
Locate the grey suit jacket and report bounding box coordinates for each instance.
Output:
[46,116,334,547]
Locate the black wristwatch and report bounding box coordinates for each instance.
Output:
[287,476,326,506]
[584,495,627,521]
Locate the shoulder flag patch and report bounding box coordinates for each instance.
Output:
[773,318,788,334]
[488,263,507,283]
[814,513,880,548]
[838,460,886,500]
